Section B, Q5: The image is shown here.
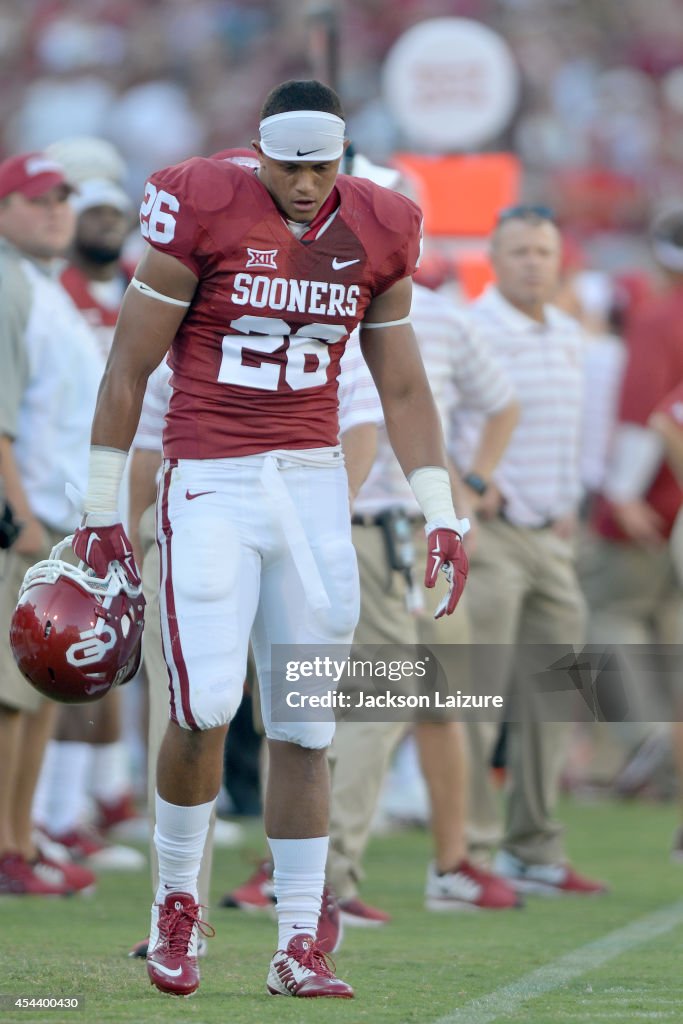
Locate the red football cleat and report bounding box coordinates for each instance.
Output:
[266,934,354,998]
[95,792,144,839]
[46,824,145,871]
[494,850,608,896]
[425,859,522,910]
[0,852,73,896]
[147,892,214,996]
[219,859,274,911]
[33,853,96,895]
[338,896,391,926]
[316,885,343,952]
[31,831,97,894]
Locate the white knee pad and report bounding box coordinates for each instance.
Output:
[176,676,246,731]
[265,719,336,749]
[170,516,240,604]
[161,516,253,731]
[306,538,360,640]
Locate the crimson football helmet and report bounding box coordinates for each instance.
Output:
[10,537,145,704]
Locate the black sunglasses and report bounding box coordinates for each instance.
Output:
[496,204,556,224]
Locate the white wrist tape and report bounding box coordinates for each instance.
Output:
[84,447,127,520]
[409,466,470,536]
[131,277,191,307]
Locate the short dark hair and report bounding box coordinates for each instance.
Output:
[260,80,344,121]
[496,204,555,226]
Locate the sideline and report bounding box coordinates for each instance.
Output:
[432,900,683,1024]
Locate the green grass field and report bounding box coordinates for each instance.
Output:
[3,798,683,1024]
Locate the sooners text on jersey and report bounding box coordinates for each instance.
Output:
[140,156,422,457]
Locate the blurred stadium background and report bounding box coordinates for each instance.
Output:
[4,0,683,284]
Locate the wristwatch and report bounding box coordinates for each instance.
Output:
[463,472,489,496]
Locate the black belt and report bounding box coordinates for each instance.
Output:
[351,512,422,527]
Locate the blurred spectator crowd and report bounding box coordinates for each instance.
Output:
[3,0,683,226]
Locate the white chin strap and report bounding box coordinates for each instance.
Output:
[259,110,345,162]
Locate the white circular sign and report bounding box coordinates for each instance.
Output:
[382,18,520,150]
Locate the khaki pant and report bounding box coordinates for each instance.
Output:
[464,518,586,866]
[139,505,216,913]
[578,528,683,757]
[327,522,470,900]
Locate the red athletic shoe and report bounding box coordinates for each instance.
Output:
[147,892,214,996]
[128,937,149,959]
[266,934,354,998]
[32,831,97,894]
[425,859,522,910]
[128,934,209,959]
[0,852,73,896]
[548,864,609,895]
[95,792,142,834]
[47,825,144,871]
[219,859,274,911]
[494,850,608,896]
[33,853,96,895]
[316,886,343,953]
[339,896,391,926]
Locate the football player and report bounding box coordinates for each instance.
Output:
[72,79,469,999]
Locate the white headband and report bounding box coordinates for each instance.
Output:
[259,110,345,163]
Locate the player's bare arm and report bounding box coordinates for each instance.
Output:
[91,247,197,452]
[361,275,469,617]
[73,246,196,581]
[360,276,448,477]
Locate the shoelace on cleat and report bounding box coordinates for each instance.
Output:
[158,901,216,958]
[296,940,336,979]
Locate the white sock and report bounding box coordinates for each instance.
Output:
[154,793,214,903]
[32,740,58,828]
[89,742,131,805]
[267,836,328,949]
[42,742,91,835]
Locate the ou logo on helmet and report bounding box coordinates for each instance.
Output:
[66,624,117,666]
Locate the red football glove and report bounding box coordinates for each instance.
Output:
[424,525,469,618]
[72,520,141,587]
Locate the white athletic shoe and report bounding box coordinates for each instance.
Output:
[266,934,353,998]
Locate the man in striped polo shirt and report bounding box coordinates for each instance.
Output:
[327,275,520,918]
[450,205,607,895]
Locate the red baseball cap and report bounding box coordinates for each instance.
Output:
[0,151,74,200]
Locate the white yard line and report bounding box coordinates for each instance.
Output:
[432,900,683,1024]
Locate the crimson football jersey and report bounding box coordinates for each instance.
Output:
[140,157,422,458]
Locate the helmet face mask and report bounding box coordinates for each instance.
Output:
[10,537,145,705]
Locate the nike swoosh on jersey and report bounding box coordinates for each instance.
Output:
[332,258,360,270]
[149,960,184,977]
[185,490,217,501]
